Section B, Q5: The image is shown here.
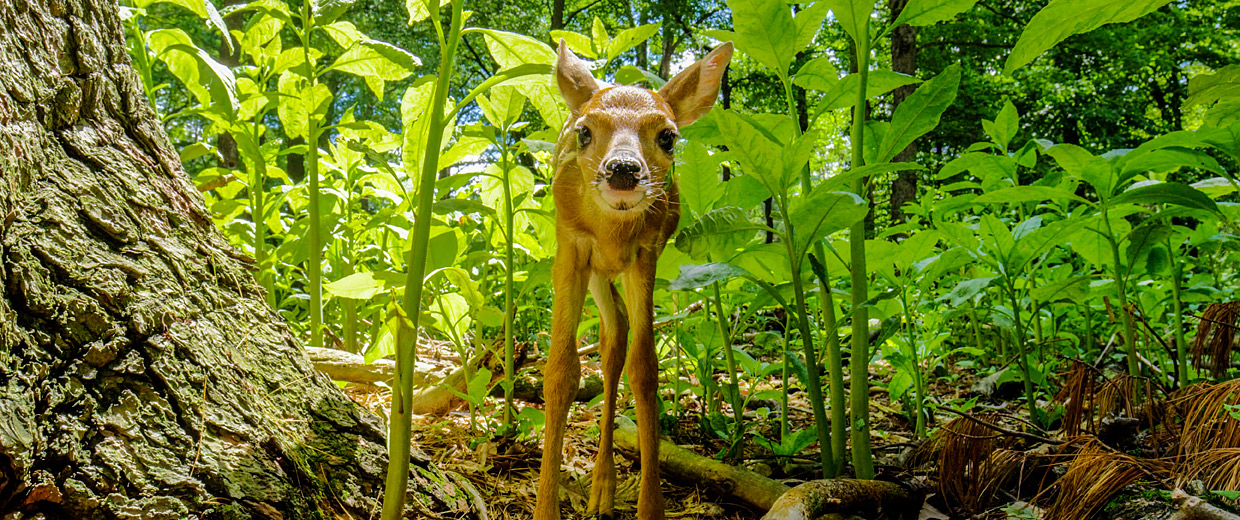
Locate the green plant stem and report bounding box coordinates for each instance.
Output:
[250,121,276,306]
[847,24,875,481]
[899,286,926,437]
[1102,211,1141,395]
[299,0,323,351]
[500,131,515,429]
[711,281,744,453]
[1169,239,1188,386]
[968,301,985,363]
[1082,301,1095,352]
[781,76,846,476]
[778,203,836,479]
[1005,282,1038,425]
[381,2,462,518]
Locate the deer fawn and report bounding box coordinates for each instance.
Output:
[533,41,733,520]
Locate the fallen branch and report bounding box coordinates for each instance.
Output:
[612,415,790,510]
[306,346,400,385]
[1169,489,1240,520]
[761,479,926,520]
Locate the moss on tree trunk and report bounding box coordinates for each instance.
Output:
[0,0,472,517]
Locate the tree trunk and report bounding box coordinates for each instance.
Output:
[0,0,471,517]
[551,0,564,31]
[888,0,919,226]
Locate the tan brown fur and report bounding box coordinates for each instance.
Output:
[533,41,732,520]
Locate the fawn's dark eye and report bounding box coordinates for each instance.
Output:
[577,126,592,148]
[657,129,678,153]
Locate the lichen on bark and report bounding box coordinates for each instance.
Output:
[0,0,471,517]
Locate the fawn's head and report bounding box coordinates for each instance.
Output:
[555,40,732,215]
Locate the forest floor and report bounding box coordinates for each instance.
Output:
[339,339,1225,520]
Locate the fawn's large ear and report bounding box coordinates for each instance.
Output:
[556,39,599,115]
[658,42,733,128]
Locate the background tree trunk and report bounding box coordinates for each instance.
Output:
[888,0,919,226]
[0,0,471,517]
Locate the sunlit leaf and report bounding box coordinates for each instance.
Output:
[1004,0,1175,74]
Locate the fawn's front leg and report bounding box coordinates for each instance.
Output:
[624,247,665,520]
[534,241,589,520]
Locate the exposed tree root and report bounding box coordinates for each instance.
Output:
[612,415,791,510]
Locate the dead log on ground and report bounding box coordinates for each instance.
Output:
[761,479,926,520]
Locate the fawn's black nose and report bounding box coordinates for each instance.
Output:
[605,157,643,191]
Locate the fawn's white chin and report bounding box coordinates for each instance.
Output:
[598,187,647,211]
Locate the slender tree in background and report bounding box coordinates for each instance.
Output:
[888,0,918,225]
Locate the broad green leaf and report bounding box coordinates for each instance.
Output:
[606,23,660,61]
[779,131,820,190]
[427,230,460,273]
[478,29,557,70]
[549,30,596,59]
[1046,144,1114,198]
[400,78,450,178]
[1029,275,1090,303]
[591,17,610,54]
[406,0,449,23]
[439,136,491,169]
[328,40,420,99]
[675,207,769,260]
[823,0,878,46]
[793,0,830,50]
[148,29,238,113]
[937,153,1017,191]
[789,187,868,260]
[977,213,1014,263]
[325,271,388,299]
[984,100,1019,151]
[1126,221,1172,274]
[891,229,941,273]
[727,0,797,76]
[1004,0,1175,74]
[677,142,725,217]
[668,263,749,291]
[972,185,1089,206]
[821,162,923,192]
[877,64,960,163]
[321,20,364,48]
[1009,218,1073,270]
[277,70,331,139]
[477,84,526,128]
[888,0,978,30]
[792,56,840,92]
[1192,177,1239,198]
[815,70,921,111]
[433,266,484,310]
[1185,64,1240,113]
[1119,146,1225,180]
[715,109,782,192]
[614,65,667,88]
[1108,181,1220,214]
[720,173,772,210]
[1068,214,1130,267]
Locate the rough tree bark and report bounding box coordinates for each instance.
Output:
[888,0,919,226]
[0,0,472,518]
